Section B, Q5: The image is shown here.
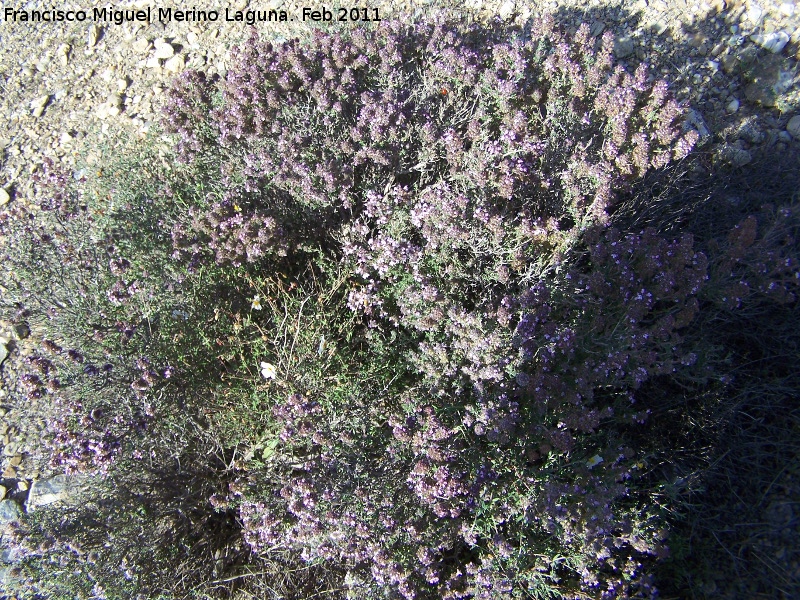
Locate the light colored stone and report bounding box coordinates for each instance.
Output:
[164,54,185,74]
[58,43,70,67]
[153,43,175,60]
[107,93,123,108]
[750,31,790,54]
[726,98,740,113]
[133,37,150,53]
[17,481,27,492]
[710,0,726,14]
[650,21,667,36]
[780,2,795,16]
[0,499,21,525]
[35,57,50,73]
[87,24,100,47]
[30,95,49,118]
[27,474,86,510]
[0,485,6,499]
[686,108,711,139]
[787,115,800,139]
[744,4,763,24]
[498,0,515,19]
[0,188,9,206]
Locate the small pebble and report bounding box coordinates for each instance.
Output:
[787,115,800,139]
[750,31,790,54]
[153,43,175,60]
[30,95,49,118]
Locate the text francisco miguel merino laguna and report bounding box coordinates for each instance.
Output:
[2,6,380,24]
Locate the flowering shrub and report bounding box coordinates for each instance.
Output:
[3,13,798,600]
[156,16,705,599]
[164,16,697,270]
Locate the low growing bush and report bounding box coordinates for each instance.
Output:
[2,13,797,600]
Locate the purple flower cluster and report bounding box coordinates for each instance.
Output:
[163,16,696,275]
[171,194,289,267]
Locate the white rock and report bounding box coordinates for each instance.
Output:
[687,108,710,139]
[186,31,199,46]
[164,54,185,74]
[133,37,150,53]
[498,0,515,19]
[153,43,175,59]
[146,56,162,69]
[107,92,123,107]
[0,188,9,206]
[744,4,763,24]
[27,475,86,510]
[787,115,800,139]
[750,31,790,54]
[87,25,99,46]
[780,3,795,16]
[650,21,667,36]
[726,98,740,114]
[30,95,49,118]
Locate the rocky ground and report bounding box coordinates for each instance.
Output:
[0,0,799,594]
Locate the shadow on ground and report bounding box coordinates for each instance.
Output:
[533,1,799,597]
